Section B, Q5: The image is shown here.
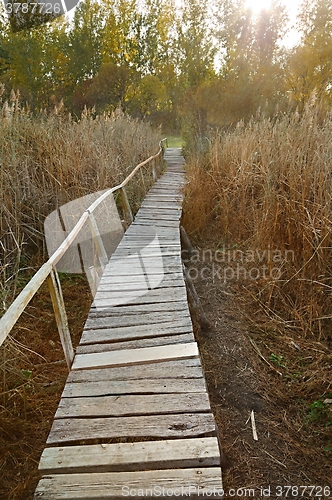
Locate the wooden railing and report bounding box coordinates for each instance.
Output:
[0,138,168,369]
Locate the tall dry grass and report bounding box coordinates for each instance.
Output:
[183,101,332,341]
[0,90,160,311]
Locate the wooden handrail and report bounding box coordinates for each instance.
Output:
[0,138,167,361]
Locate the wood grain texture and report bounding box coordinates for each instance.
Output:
[61,377,207,398]
[79,321,193,345]
[55,392,210,418]
[47,413,217,444]
[39,437,220,474]
[34,467,223,499]
[75,333,195,354]
[67,359,204,383]
[71,343,199,371]
[83,312,191,329]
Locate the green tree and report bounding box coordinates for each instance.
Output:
[128,73,167,119]
[176,0,215,88]
[68,0,105,84]
[4,24,47,110]
[287,0,332,108]
[85,62,133,112]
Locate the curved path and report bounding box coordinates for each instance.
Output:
[34,149,223,499]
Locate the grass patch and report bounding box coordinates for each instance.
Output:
[166,135,183,148]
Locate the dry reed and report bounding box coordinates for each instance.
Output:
[0,90,160,312]
[183,101,332,341]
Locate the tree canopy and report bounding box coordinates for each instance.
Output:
[0,0,330,129]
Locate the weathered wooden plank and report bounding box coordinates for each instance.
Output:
[55,392,210,418]
[132,220,180,227]
[109,249,181,259]
[104,254,182,268]
[84,310,190,329]
[80,321,193,345]
[97,276,184,288]
[89,302,189,317]
[47,413,217,444]
[71,343,198,371]
[135,213,182,221]
[121,228,180,236]
[115,242,181,249]
[34,467,223,499]
[62,376,206,398]
[100,268,181,280]
[91,293,189,309]
[76,333,194,354]
[140,204,183,210]
[93,286,185,299]
[67,359,203,383]
[39,437,220,474]
[101,264,181,277]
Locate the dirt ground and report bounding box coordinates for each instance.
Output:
[0,244,331,499]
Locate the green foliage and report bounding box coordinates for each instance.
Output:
[270,353,286,368]
[0,0,332,130]
[308,399,332,425]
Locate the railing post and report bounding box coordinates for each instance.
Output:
[157,150,162,174]
[120,187,133,225]
[47,268,74,370]
[151,158,157,182]
[87,212,108,269]
[140,168,146,194]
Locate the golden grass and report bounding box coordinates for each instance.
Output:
[183,102,332,341]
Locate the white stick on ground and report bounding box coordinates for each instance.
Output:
[251,410,258,441]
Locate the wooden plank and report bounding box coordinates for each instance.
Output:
[91,294,188,309]
[110,249,181,258]
[89,302,189,316]
[135,210,181,216]
[80,321,193,345]
[104,254,182,268]
[34,467,223,499]
[124,226,180,236]
[39,437,220,474]
[132,220,180,227]
[76,333,195,354]
[94,284,185,296]
[140,204,183,210]
[67,359,204,383]
[101,264,181,277]
[115,242,181,249]
[71,343,198,371]
[97,275,184,288]
[100,268,181,279]
[61,377,206,398]
[84,310,190,329]
[47,413,217,444]
[55,392,210,418]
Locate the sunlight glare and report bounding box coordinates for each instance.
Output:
[245,0,273,15]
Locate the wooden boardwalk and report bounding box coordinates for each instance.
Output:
[34,149,223,499]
